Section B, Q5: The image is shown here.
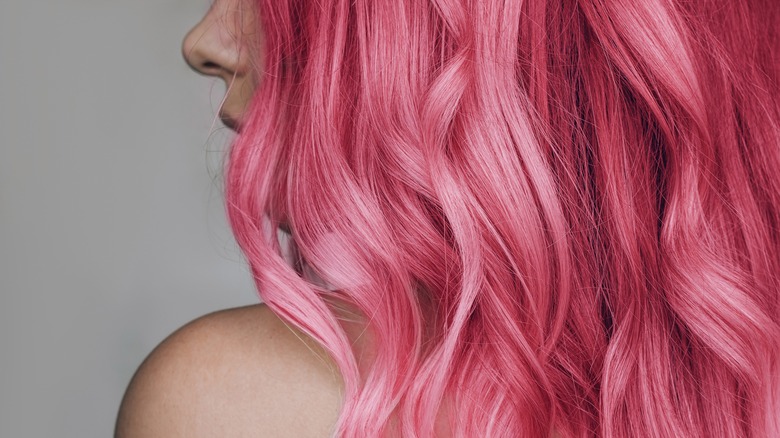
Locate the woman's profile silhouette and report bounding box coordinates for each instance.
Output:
[117,0,780,436]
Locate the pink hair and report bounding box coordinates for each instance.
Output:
[226,0,780,435]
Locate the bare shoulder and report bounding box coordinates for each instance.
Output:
[115,304,344,438]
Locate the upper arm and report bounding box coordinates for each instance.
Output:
[115,304,344,438]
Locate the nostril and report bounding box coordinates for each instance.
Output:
[194,60,227,77]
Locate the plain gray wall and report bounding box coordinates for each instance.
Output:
[0,0,260,436]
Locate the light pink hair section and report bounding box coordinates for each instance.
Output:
[226,0,780,436]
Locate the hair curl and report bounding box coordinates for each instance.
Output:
[226,0,780,435]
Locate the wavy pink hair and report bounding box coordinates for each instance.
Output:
[225,0,780,435]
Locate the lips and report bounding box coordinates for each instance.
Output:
[219,112,241,132]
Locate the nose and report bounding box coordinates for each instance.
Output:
[181,7,244,81]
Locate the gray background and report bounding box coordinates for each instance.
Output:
[0,0,260,436]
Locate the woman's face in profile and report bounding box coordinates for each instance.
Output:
[182,0,260,132]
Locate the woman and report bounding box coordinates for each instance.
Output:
[116,0,780,436]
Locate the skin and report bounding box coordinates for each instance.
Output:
[181,0,260,132]
[115,305,345,437]
[115,2,349,436]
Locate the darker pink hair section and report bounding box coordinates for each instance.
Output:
[227,0,780,436]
